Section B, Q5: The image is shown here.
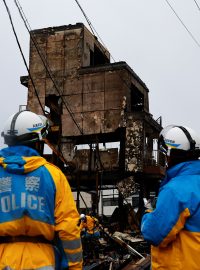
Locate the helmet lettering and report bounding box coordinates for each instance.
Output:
[165,139,175,144]
[33,123,43,128]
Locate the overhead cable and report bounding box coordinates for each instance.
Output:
[74,0,118,63]
[74,0,147,103]
[3,0,69,165]
[164,0,200,48]
[193,0,200,11]
[74,0,95,36]
[2,0,45,115]
[8,0,104,170]
[74,0,109,52]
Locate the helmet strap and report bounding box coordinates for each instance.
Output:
[9,111,24,136]
[178,126,196,151]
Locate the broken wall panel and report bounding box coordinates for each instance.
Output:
[27,96,45,115]
[104,70,124,88]
[104,70,130,110]
[74,149,90,171]
[82,111,104,134]
[27,78,46,114]
[60,141,76,163]
[62,95,83,113]
[45,78,64,96]
[46,38,65,77]
[29,44,47,79]
[83,25,110,67]
[63,78,83,95]
[61,112,83,137]
[28,78,46,97]
[74,148,119,171]
[64,29,83,74]
[100,148,119,170]
[82,92,105,112]
[82,73,105,94]
[105,89,124,110]
[104,110,122,133]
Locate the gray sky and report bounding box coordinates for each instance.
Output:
[1,0,200,148]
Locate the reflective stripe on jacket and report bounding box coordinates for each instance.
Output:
[0,145,82,270]
[141,160,200,270]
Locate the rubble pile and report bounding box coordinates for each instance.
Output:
[82,213,151,270]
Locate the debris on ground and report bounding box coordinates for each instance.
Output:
[82,214,151,270]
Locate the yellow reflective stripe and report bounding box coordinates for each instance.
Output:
[160,208,190,247]
[66,251,83,263]
[35,267,54,270]
[62,238,81,250]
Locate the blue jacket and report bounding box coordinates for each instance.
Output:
[0,145,82,270]
[141,160,200,270]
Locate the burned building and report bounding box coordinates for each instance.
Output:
[21,23,165,218]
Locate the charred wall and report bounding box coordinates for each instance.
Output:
[22,23,164,195]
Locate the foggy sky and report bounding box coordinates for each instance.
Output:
[1,0,200,148]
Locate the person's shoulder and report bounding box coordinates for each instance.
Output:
[44,162,65,176]
[45,161,61,170]
[44,162,69,184]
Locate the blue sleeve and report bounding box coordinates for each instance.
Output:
[141,185,190,246]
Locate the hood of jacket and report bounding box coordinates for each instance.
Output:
[0,145,47,174]
[160,160,200,189]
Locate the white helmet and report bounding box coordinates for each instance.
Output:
[80,214,86,220]
[159,125,200,156]
[1,110,49,146]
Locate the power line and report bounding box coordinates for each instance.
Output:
[5,0,105,170]
[74,0,119,66]
[2,0,45,115]
[193,0,200,11]
[74,0,95,36]
[74,0,148,101]
[74,0,108,52]
[3,0,73,166]
[164,0,200,48]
